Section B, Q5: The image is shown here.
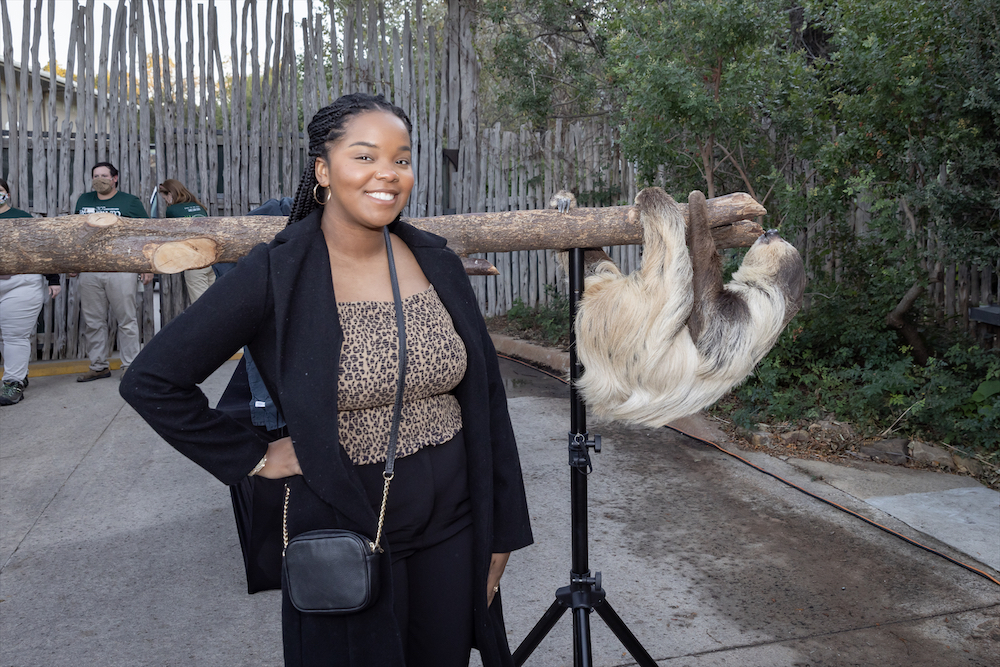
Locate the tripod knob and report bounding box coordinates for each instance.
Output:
[589,434,601,453]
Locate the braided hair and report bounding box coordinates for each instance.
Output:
[288,92,412,225]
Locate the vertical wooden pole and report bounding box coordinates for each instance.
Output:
[16,0,31,206]
[205,2,220,214]
[196,3,210,213]
[0,0,17,195]
[157,0,175,184]
[29,0,45,213]
[45,0,58,214]
[328,0,341,100]
[57,6,78,214]
[127,0,140,201]
[184,0,197,195]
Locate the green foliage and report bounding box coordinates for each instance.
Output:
[503,286,572,349]
[478,0,999,455]
[731,290,1000,453]
[604,0,797,195]
[478,1,607,125]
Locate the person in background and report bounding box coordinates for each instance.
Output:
[0,177,62,405]
[72,162,153,382]
[158,179,216,302]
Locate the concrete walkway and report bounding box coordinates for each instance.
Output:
[2,359,998,666]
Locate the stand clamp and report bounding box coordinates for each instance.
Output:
[556,570,605,610]
[568,432,601,473]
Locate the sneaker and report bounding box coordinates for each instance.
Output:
[76,369,112,382]
[0,380,25,405]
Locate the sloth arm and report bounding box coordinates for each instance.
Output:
[686,190,725,343]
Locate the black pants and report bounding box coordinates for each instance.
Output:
[282,432,473,666]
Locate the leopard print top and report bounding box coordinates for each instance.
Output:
[337,286,467,465]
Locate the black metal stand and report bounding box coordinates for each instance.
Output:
[512,248,657,667]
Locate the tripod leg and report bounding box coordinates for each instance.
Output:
[573,606,594,667]
[513,599,567,666]
[593,599,658,667]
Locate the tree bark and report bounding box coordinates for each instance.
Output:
[885,274,940,366]
[0,193,766,274]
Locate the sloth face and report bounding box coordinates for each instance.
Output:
[735,229,807,317]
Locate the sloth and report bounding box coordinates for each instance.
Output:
[549,189,578,213]
[574,187,806,427]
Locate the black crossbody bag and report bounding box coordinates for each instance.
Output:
[281,226,406,615]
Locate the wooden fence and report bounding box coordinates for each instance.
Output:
[0,0,995,367]
[1,0,485,362]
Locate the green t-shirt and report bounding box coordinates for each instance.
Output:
[165,202,208,218]
[74,190,149,218]
[0,207,32,218]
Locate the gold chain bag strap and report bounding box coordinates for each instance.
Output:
[280,226,407,615]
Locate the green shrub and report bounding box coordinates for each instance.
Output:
[499,286,572,350]
[731,294,1000,455]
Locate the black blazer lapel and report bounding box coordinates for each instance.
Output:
[268,211,378,531]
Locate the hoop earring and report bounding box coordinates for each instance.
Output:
[312,183,330,205]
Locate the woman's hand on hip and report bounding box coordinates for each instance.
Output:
[257,436,302,478]
[487,552,510,608]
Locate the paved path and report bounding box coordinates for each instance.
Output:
[2,359,998,666]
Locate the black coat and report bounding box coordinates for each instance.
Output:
[120,210,533,666]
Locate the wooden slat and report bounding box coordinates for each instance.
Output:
[58,5,78,214]
[196,4,210,213]
[16,0,30,208]
[100,4,114,167]
[0,0,18,209]
[328,0,340,99]
[157,0,175,188]
[29,0,44,213]
[127,1,140,203]
[288,2,301,193]
[45,0,58,214]
[211,2,233,215]
[138,0,152,214]
[173,0,186,184]
[249,0,261,206]
[204,3,219,215]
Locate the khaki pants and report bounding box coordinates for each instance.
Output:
[79,272,140,371]
[0,274,46,383]
[184,267,216,303]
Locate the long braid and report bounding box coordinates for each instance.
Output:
[287,93,412,225]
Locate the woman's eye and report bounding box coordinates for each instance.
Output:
[397,159,410,166]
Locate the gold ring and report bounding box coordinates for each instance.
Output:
[492,585,499,593]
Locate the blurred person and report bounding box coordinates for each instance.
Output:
[72,162,152,382]
[158,178,216,302]
[0,177,61,405]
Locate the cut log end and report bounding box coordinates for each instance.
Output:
[85,212,121,228]
[149,238,221,274]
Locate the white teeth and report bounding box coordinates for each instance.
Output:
[367,192,394,201]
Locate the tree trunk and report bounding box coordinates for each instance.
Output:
[0,193,766,274]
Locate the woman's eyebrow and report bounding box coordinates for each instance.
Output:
[347,141,411,152]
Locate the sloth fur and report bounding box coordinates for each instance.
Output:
[574,187,806,427]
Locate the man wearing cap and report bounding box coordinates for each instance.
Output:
[72,162,153,381]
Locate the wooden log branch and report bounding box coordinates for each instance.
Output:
[0,192,766,274]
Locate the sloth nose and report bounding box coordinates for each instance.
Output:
[762,229,782,243]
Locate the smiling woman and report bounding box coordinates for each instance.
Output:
[119,92,533,667]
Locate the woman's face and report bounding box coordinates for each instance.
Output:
[0,184,9,210]
[160,189,174,205]
[315,110,413,232]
